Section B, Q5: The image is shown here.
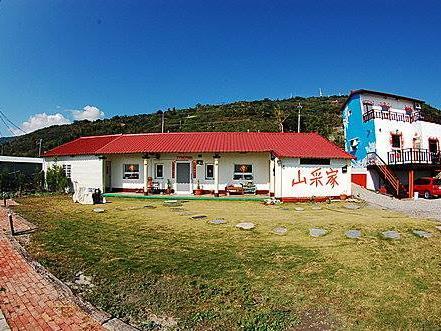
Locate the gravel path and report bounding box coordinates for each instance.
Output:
[352,184,441,221]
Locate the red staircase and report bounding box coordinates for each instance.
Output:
[367,152,407,198]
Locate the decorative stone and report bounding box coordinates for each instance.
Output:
[74,271,94,287]
[191,215,207,219]
[209,219,227,225]
[144,205,157,209]
[412,230,432,238]
[236,222,255,230]
[435,225,441,232]
[309,228,327,237]
[344,203,360,210]
[93,208,105,213]
[382,230,400,240]
[179,212,192,216]
[272,226,288,235]
[345,229,361,239]
[294,207,304,211]
[311,206,322,210]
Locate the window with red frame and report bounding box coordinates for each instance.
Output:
[428,139,439,154]
[391,134,402,149]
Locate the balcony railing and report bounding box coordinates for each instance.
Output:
[387,148,441,165]
[362,109,421,123]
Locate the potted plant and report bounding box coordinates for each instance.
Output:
[194,180,204,195]
[165,179,172,194]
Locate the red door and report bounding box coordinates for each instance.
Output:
[351,174,367,188]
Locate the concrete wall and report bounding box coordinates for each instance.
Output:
[44,153,352,199]
[343,94,376,167]
[44,156,104,191]
[274,158,352,199]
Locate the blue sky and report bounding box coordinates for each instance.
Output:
[1,0,440,135]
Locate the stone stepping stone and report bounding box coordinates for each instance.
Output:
[179,212,192,216]
[294,207,305,211]
[344,203,360,210]
[236,222,255,230]
[170,207,185,212]
[191,215,207,219]
[311,206,322,210]
[272,226,288,235]
[209,219,227,225]
[412,230,432,238]
[309,228,327,237]
[382,230,400,240]
[345,229,361,239]
[143,205,157,209]
[163,200,182,206]
[93,208,105,213]
[435,225,441,232]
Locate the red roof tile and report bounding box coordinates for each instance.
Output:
[43,132,353,159]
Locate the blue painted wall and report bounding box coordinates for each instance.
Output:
[342,94,376,167]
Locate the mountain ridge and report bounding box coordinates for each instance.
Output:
[3,95,441,157]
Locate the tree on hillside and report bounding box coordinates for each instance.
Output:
[273,105,289,132]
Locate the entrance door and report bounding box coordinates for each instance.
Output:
[176,162,191,193]
[105,161,112,192]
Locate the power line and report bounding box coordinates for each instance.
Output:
[0,110,27,134]
[0,113,16,136]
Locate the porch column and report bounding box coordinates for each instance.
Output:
[408,169,414,198]
[214,157,219,197]
[269,158,275,196]
[98,155,106,193]
[143,156,149,195]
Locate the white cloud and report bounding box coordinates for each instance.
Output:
[13,113,71,135]
[71,105,104,121]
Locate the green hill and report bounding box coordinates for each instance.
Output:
[3,95,441,157]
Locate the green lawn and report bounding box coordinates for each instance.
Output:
[12,195,441,330]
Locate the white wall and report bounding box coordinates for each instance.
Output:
[419,121,441,149]
[373,119,441,161]
[274,158,352,198]
[106,152,271,192]
[44,155,104,191]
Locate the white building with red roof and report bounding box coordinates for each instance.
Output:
[42,132,353,201]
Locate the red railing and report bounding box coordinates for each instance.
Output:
[362,109,421,123]
[367,152,402,196]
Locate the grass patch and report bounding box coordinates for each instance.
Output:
[12,195,441,330]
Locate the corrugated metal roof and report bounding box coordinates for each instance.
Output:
[43,132,353,159]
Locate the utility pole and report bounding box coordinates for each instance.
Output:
[37,139,42,157]
[161,112,165,133]
[297,102,302,133]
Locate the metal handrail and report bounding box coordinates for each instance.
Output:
[387,148,441,165]
[362,109,421,123]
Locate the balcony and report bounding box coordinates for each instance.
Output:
[387,148,441,165]
[362,109,421,123]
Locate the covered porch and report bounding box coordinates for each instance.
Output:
[103,152,274,197]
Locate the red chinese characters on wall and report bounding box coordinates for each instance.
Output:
[292,168,339,188]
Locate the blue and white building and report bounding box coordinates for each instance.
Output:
[342,89,441,197]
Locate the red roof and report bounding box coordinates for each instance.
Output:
[43,132,353,159]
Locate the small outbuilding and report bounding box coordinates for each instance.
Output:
[42,132,353,201]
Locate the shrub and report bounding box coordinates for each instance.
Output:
[46,165,70,193]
